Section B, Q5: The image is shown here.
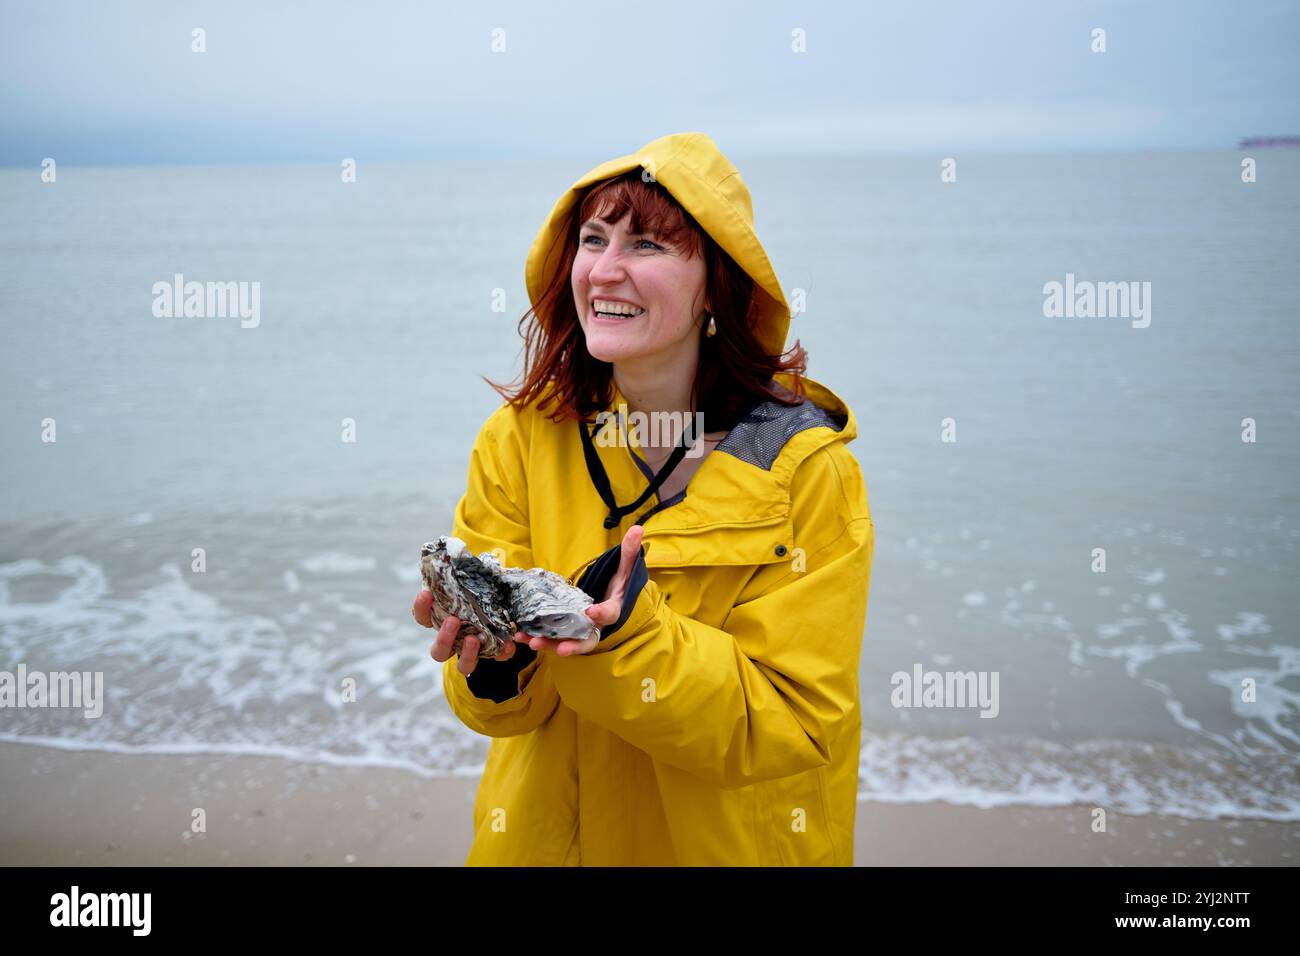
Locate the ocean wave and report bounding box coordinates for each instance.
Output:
[858,732,1300,821]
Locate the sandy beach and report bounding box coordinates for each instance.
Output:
[1,741,1293,866]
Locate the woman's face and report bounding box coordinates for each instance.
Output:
[572,210,709,368]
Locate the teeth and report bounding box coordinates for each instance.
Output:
[593,300,645,317]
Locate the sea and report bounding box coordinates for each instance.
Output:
[2,149,1298,820]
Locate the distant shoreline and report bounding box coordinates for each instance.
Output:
[1237,136,1300,148]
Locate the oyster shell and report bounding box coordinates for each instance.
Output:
[420,536,599,660]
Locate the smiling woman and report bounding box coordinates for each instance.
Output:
[413,131,875,867]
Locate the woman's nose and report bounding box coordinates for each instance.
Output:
[586,245,626,284]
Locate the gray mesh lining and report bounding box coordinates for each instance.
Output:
[714,397,846,471]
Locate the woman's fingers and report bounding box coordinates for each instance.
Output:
[526,633,599,657]
[595,524,644,606]
[585,601,618,628]
[619,525,644,579]
[457,634,481,676]
[412,589,434,628]
[429,614,460,662]
[429,616,517,670]
[578,524,642,629]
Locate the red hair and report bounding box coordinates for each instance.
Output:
[485,170,808,430]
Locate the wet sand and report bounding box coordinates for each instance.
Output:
[1,742,1294,866]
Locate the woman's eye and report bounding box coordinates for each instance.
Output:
[580,235,662,250]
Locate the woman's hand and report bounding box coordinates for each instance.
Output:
[522,524,645,657]
[413,591,528,677]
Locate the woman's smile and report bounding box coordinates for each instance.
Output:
[589,301,647,325]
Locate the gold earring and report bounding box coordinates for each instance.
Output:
[705,314,716,337]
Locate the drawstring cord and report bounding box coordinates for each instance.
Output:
[578,413,695,529]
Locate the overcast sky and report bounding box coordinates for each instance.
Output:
[2,0,1297,165]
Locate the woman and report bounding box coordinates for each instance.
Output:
[412,131,874,866]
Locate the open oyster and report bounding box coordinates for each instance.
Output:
[420,536,599,660]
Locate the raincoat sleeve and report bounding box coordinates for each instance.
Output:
[439,405,561,738]
[550,443,873,790]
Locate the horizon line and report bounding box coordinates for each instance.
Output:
[0,143,1278,172]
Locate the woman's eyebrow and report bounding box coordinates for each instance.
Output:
[579,220,653,236]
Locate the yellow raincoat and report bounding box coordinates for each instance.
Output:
[441,132,874,865]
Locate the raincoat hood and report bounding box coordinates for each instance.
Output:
[525,131,792,358]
